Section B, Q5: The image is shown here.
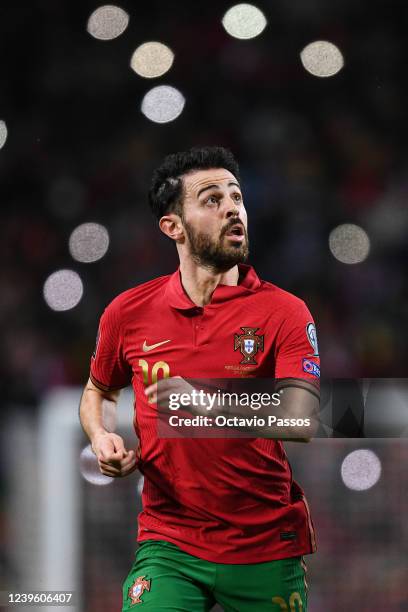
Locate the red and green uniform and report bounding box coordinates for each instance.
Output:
[90,264,319,607]
[123,540,308,611]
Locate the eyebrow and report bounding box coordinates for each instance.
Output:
[197,181,241,198]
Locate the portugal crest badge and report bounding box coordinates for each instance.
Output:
[128,576,151,605]
[234,327,264,365]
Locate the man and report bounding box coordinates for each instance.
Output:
[79,146,320,611]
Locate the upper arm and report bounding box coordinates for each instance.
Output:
[273,300,320,440]
[274,299,320,396]
[89,298,132,392]
[84,377,122,402]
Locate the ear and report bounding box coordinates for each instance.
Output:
[159,214,184,242]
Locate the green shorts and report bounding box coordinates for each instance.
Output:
[122,540,308,611]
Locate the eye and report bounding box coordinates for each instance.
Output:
[205,195,220,205]
[233,193,242,202]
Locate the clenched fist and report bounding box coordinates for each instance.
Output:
[92,431,140,478]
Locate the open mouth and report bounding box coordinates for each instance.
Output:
[225,223,244,237]
[224,223,245,244]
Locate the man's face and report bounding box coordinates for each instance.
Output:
[180,168,249,272]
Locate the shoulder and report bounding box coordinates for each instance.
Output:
[102,274,172,317]
[258,279,308,315]
[256,279,316,335]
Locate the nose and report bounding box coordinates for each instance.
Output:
[225,199,240,219]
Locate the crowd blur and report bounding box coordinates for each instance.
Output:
[0,0,407,610]
[1,0,407,406]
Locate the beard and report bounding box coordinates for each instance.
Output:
[182,218,249,272]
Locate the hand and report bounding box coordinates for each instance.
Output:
[145,376,205,414]
[92,431,140,478]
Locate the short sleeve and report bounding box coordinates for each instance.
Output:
[90,298,132,391]
[274,300,320,391]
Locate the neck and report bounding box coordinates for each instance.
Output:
[179,256,239,306]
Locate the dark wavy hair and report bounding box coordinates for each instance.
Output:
[148,146,241,220]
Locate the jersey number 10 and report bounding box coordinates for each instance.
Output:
[138,360,170,386]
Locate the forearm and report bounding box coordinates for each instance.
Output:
[79,378,119,445]
[187,385,318,441]
[153,378,319,441]
[279,437,311,443]
[79,379,138,477]
[220,416,313,441]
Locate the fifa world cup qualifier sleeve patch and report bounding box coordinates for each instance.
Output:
[302,358,320,378]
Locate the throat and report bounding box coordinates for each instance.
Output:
[179,263,240,306]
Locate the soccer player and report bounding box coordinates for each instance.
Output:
[79,146,320,611]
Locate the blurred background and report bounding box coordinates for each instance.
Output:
[0,0,407,610]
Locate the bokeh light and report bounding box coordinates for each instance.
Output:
[329,223,370,264]
[87,5,129,41]
[130,42,174,78]
[300,40,344,77]
[141,85,185,123]
[0,120,8,149]
[43,269,83,311]
[69,222,110,263]
[222,3,267,40]
[80,445,113,486]
[341,449,382,491]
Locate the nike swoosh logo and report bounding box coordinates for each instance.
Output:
[142,339,171,352]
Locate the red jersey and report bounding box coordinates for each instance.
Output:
[90,264,319,563]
